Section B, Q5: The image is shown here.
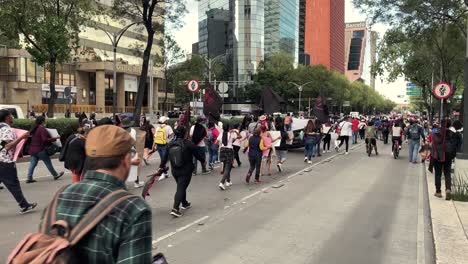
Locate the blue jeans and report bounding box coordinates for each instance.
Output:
[156,144,167,162]
[27,149,58,180]
[304,139,316,160]
[352,131,358,144]
[408,139,420,162]
[193,146,207,173]
[208,144,219,165]
[315,140,321,156]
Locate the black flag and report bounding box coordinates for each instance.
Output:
[314,96,329,122]
[259,87,285,114]
[203,81,223,117]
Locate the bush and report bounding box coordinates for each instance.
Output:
[13,118,79,143]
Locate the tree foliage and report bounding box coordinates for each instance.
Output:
[0,0,93,117]
[244,53,395,114]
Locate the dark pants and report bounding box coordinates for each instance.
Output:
[193,146,207,173]
[323,134,331,151]
[233,145,241,165]
[173,175,192,210]
[0,162,30,208]
[383,131,389,144]
[220,148,234,184]
[339,136,350,152]
[248,155,262,180]
[434,157,453,193]
[27,149,59,180]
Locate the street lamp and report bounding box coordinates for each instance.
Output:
[96,22,141,116]
[189,53,227,84]
[289,81,315,113]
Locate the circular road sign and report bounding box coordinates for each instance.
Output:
[433,82,453,99]
[186,80,200,93]
[218,82,228,94]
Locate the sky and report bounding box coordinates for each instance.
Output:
[170,0,408,105]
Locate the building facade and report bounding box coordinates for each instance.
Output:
[264,0,300,63]
[0,2,171,115]
[344,22,377,88]
[301,0,345,73]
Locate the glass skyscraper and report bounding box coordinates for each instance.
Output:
[264,0,299,63]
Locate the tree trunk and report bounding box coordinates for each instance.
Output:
[163,77,168,115]
[47,60,57,118]
[133,29,155,126]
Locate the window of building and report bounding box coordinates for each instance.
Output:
[105,74,114,106]
[0,58,8,81]
[26,58,36,83]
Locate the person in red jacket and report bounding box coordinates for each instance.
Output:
[351,117,360,144]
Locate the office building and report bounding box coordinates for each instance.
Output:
[344,22,377,88]
[0,1,169,114]
[264,0,300,62]
[301,0,345,72]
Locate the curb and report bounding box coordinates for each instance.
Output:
[425,163,468,264]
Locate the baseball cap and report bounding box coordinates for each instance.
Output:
[86,125,135,157]
[159,116,169,124]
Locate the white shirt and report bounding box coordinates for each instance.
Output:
[339,121,353,137]
[190,125,206,147]
[392,127,402,137]
[217,131,237,149]
[322,125,331,134]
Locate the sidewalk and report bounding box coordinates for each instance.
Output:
[425,165,468,264]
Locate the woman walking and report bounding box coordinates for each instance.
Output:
[26,116,64,183]
[261,129,280,176]
[314,119,323,157]
[245,128,263,183]
[207,122,220,169]
[322,121,332,153]
[217,124,238,190]
[62,127,86,183]
[303,120,317,163]
[232,123,244,167]
[336,116,353,155]
[142,120,154,165]
[276,123,292,172]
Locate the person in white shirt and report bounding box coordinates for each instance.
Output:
[154,116,174,179]
[322,122,332,153]
[216,124,238,190]
[336,117,353,154]
[231,123,245,167]
[190,116,210,175]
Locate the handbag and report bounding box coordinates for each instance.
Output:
[45,144,60,156]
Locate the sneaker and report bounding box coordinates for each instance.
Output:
[277,163,282,172]
[413,161,418,164]
[307,160,312,164]
[446,190,452,200]
[170,209,182,218]
[434,192,443,198]
[25,179,37,184]
[335,146,339,152]
[237,162,242,167]
[345,152,349,155]
[219,182,226,190]
[376,152,379,156]
[225,181,233,187]
[0,184,3,190]
[318,154,322,157]
[181,203,192,210]
[54,172,64,180]
[20,202,37,214]
[245,174,252,183]
[202,170,211,175]
[134,181,144,188]
[304,157,308,162]
[163,172,170,178]
[255,179,262,184]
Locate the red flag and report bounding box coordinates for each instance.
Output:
[203,81,223,117]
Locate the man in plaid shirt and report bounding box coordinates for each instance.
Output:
[43,125,153,263]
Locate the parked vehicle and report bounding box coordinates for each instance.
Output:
[0,105,25,119]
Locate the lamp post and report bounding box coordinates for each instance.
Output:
[289,81,315,113]
[96,22,140,116]
[189,53,227,85]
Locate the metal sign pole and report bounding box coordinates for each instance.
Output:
[440,99,444,121]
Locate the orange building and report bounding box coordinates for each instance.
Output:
[302,0,345,73]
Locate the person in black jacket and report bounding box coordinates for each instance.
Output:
[160,126,206,218]
[62,128,87,183]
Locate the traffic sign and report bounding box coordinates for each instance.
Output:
[433,82,453,99]
[218,82,228,93]
[406,92,421,96]
[406,83,416,87]
[186,80,200,93]
[406,87,421,91]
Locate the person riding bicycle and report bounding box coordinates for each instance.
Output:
[391,122,403,155]
[365,120,378,155]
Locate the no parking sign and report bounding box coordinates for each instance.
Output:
[433,82,453,99]
[186,80,200,93]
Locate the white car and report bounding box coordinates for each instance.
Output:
[0,105,25,119]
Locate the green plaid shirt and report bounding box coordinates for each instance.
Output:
[43,170,153,264]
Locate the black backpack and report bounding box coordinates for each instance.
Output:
[168,139,185,168]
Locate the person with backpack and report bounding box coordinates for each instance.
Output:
[245,128,263,183]
[382,118,390,144]
[26,116,64,183]
[217,123,238,190]
[206,122,220,169]
[60,127,87,183]
[160,126,207,217]
[154,116,174,179]
[407,119,425,164]
[232,123,244,167]
[0,109,37,214]
[190,116,210,175]
[358,119,367,140]
[7,125,154,264]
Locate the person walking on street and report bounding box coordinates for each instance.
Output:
[61,127,87,183]
[260,126,280,176]
[407,119,425,163]
[206,122,220,169]
[365,121,379,155]
[0,109,37,214]
[232,123,244,167]
[358,119,367,140]
[190,116,210,175]
[351,117,359,144]
[276,123,292,172]
[154,116,174,178]
[217,124,238,190]
[303,120,318,163]
[336,117,352,154]
[142,121,154,165]
[322,121,332,153]
[26,116,64,183]
[382,118,390,144]
[160,126,207,217]
[41,125,153,262]
[245,128,263,183]
[432,120,461,200]
[314,120,323,157]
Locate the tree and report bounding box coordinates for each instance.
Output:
[112,0,186,125]
[0,0,93,117]
[154,35,184,114]
[168,56,205,105]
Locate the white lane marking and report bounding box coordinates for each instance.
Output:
[416,164,426,264]
[153,215,210,245]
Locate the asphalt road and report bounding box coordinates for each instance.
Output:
[0,142,435,263]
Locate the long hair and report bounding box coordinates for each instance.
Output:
[305,120,315,133]
[31,116,45,135]
[222,123,230,146]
